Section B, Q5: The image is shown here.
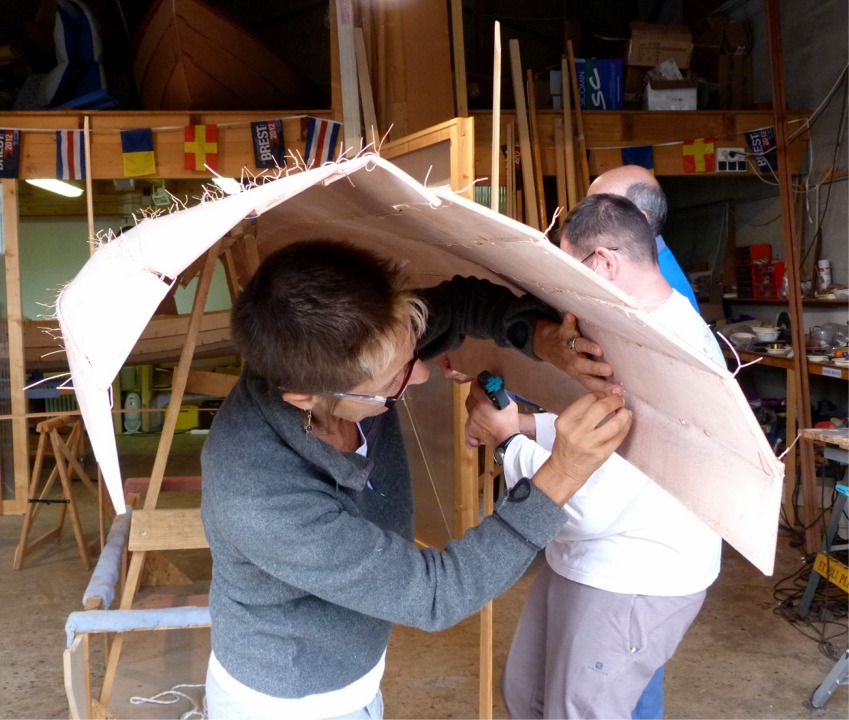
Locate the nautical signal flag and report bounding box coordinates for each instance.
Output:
[622,145,654,172]
[0,129,21,178]
[304,117,342,166]
[251,120,286,169]
[682,137,716,173]
[184,124,219,172]
[121,129,155,177]
[56,130,86,180]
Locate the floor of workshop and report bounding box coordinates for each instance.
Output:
[1,431,847,720]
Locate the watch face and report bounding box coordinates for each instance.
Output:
[493,447,506,465]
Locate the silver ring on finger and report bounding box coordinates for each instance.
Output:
[567,336,579,352]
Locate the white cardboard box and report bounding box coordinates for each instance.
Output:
[643,79,698,110]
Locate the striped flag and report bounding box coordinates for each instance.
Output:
[184,124,219,171]
[56,130,86,180]
[121,129,156,177]
[304,117,341,166]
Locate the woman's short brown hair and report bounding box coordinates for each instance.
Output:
[232,239,427,392]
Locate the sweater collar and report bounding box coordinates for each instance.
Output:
[243,368,379,492]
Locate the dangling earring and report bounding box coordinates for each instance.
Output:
[303,408,313,434]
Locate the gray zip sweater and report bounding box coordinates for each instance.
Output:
[201,276,569,698]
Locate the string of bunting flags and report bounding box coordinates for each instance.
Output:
[0,117,781,181]
[0,116,344,180]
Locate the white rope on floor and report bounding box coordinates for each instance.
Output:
[129,683,206,719]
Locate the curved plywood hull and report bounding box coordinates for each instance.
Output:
[24,310,234,372]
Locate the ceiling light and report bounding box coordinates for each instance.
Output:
[211,177,243,195]
[26,179,84,198]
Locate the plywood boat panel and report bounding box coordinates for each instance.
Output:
[56,156,783,574]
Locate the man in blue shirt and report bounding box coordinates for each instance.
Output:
[588,165,699,312]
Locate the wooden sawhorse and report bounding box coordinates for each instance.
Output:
[13,414,100,570]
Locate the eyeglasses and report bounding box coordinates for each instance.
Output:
[314,353,419,409]
[580,247,619,265]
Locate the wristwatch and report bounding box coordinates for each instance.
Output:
[493,433,522,465]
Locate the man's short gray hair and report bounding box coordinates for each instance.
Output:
[624,182,667,236]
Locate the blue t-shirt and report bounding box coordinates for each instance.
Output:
[657,235,698,312]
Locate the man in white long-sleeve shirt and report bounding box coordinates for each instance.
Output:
[466,194,724,719]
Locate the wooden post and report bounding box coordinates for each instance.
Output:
[554,118,568,226]
[506,122,516,220]
[526,69,548,228]
[83,116,94,250]
[508,40,540,230]
[450,0,469,117]
[561,57,578,210]
[566,41,590,196]
[490,21,501,213]
[354,28,379,149]
[479,450,496,719]
[1,180,29,515]
[334,0,362,153]
[764,0,820,550]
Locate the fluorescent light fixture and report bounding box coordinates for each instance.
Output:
[211,177,243,195]
[26,179,84,198]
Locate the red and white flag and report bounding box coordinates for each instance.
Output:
[304,117,342,166]
[56,130,86,180]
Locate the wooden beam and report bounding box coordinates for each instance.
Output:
[1,181,29,514]
[561,57,578,210]
[764,0,820,551]
[7,109,808,181]
[566,41,590,195]
[471,110,810,179]
[14,111,334,179]
[490,21,502,213]
[335,0,363,153]
[450,0,469,117]
[354,27,379,148]
[527,69,548,227]
[508,40,540,230]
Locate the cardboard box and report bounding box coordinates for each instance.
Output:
[626,22,693,69]
[575,59,623,110]
[623,66,647,106]
[691,17,726,84]
[723,21,751,55]
[718,54,752,109]
[643,79,698,110]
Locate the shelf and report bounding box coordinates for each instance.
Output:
[471,109,809,178]
[723,298,848,308]
[723,348,848,380]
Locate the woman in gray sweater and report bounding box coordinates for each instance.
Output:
[201,239,630,719]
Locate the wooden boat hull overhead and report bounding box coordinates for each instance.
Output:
[24,309,234,372]
[133,0,316,110]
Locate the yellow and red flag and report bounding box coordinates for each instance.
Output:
[184,124,219,171]
[682,137,715,173]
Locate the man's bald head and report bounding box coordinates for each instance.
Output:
[587,165,667,236]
